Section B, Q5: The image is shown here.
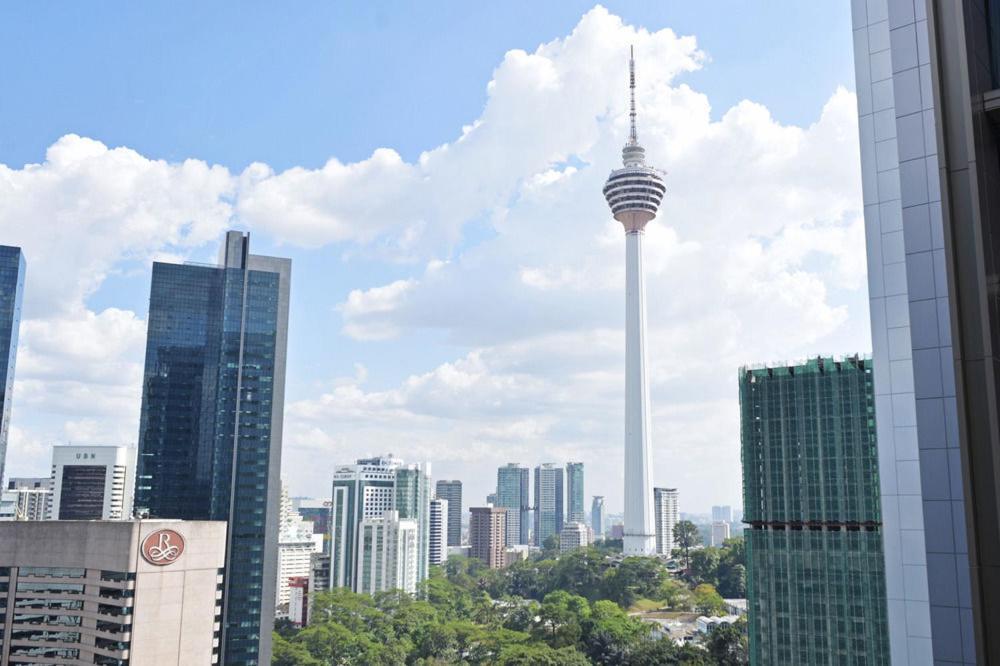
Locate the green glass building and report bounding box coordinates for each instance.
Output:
[740,356,889,665]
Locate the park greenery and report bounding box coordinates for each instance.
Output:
[273,524,747,665]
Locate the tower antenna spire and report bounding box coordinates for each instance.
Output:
[628,45,638,146]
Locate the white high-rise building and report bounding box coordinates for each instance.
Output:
[602,48,665,556]
[355,510,418,595]
[48,445,136,520]
[276,483,319,613]
[711,520,731,547]
[0,478,50,521]
[654,487,678,557]
[560,521,590,554]
[429,497,448,566]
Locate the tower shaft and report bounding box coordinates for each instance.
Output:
[623,230,656,555]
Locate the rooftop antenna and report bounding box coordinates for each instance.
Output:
[628,45,638,146]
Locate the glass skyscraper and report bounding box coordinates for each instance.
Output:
[496,463,530,545]
[0,246,25,486]
[740,356,889,665]
[566,462,584,523]
[534,463,564,547]
[135,231,290,666]
[435,480,462,547]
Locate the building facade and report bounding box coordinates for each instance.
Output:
[533,463,564,547]
[653,487,678,557]
[496,464,530,546]
[0,246,24,487]
[711,521,731,547]
[741,357,889,664]
[711,505,733,523]
[134,231,291,665]
[566,462,585,524]
[850,0,1000,661]
[355,510,419,595]
[394,463,431,582]
[1,478,50,521]
[49,445,135,521]
[434,480,462,547]
[429,497,448,566]
[560,522,589,553]
[330,456,399,590]
[469,506,507,569]
[591,495,606,539]
[0,519,226,665]
[276,485,317,614]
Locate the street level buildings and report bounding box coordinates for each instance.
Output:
[434,480,462,547]
[653,487,678,557]
[0,246,24,487]
[469,506,507,569]
[0,519,226,665]
[496,464,530,546]
[134,231,291,665]
[741,357,889,664]
[602,50,664,556]
[49,445,136,521]
[850,0,1000,661]
[533,463,564,547]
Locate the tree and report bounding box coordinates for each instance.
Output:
[705,618,749,665]
[497,643,591,665]
[655,576,692,610]
[717,563,746,598]
[692,583,726,616]
[690,546,721,586]
[602,557,665,608]
[672,520,701,570]
[537,590,590,648]
[580,600,648,664]
[542,534,561,559]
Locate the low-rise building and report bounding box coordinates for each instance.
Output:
[0,519,226,664]
[560,522,589,553]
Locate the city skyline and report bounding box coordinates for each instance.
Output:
[0,4,861,513]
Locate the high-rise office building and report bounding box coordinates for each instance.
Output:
[566,462,585,523]
[496,463,530,545]
[711,505,733,523]
[429,497,448,566]
[435,480,462,547]
[469,506,507,569]
[135,231,291,665]
[533,463,564,546]
[741,357,889,664]
[0,246,25,486]
[49,445,135,520]
[602,49,664,556]
[653,487,678,557]
[486,492,497,505]
[591,495,606,539]
[711,521,730,547]
[276,484,317,614]
[0,519,226,664]
[395,462,432,582]
[1,477,50,521]
[355,510,419,595]
[331,455,399,590]
[851,2,1000,662]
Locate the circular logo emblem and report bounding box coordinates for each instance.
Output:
[141,529,185,566]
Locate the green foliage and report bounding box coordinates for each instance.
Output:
[273,543,748,665]
[692,583,726,616]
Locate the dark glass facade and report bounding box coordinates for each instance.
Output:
[566,462,584,523]
[136,232,289,666]
[0,246,25,485]
[57,466,106,519]
[741,356,889,665]
[435,480,462,547]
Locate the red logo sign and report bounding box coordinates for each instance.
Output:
[141,529,185,566]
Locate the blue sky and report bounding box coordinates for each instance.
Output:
[0,3,862,513]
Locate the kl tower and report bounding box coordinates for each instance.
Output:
[602,47,665,556]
